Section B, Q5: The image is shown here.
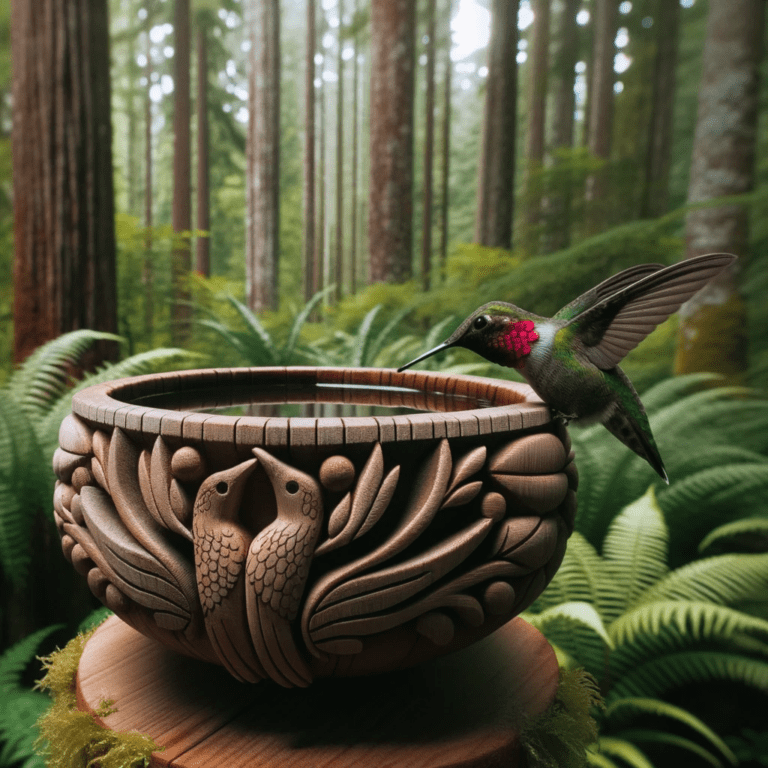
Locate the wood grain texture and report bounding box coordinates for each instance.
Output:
[77,615,558,768]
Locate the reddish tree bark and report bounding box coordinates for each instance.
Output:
[421,0,437,290]
[368,0,416,284]
[172,0,192,343]
[674,0,764,380]
[438,0,454,278]
[640,0,680,219]
[475,0,518,250]
[523,0,551,247]
[349,4,360,294]
[11,0,117,366]
[334,0,345,302]
[246,0,280,312]
[196,19,211,277]
[584,0,617,229]
[144,28,154,341]
[303,0,316,303]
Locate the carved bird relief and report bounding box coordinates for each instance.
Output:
[245,447,323,688]
[192,459,267,683]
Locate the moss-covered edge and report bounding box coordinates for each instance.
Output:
[33,625,162,768]
[519,668,604,767]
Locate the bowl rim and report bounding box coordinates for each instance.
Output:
[69,366,550,449]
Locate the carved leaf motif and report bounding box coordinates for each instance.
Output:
[354,465,400,540]
[149,435,193,540]
[79,485,193,628]
[311,515,496,630]
[326,493,352,541]
[106,428,199,615]
[311,560,519,642]
[441,480,483,510]
[169,479,193,532]
[301,439,452,657]
[446,446,486,495]
[139,449,166,528]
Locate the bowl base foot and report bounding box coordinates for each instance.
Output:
[76,615,558,767]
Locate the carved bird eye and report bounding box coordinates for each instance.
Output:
[473,315,489,330]
[285,480,300,494]
[216,481,229,494]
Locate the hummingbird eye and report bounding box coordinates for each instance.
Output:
[216,481,229,494]
[473,315,489,330]
[285,480,300,494]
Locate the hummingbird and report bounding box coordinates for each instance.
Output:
[192,459,267,683]
[245,447,324,688]
[397,253,737,483]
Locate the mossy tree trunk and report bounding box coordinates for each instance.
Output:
[674,0,764,381]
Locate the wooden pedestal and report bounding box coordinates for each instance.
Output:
[76,616,559,768]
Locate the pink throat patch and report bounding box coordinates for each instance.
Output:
[502,320,539,360]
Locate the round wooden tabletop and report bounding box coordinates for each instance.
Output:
[76,615,559,768]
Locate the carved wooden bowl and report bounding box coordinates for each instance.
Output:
[53,367,576,687]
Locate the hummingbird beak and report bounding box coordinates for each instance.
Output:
[397,342,453,372]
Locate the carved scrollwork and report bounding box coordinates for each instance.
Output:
[54,412,575,685]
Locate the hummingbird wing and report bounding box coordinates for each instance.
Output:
[566,253,736,369]
[553,263,665,321]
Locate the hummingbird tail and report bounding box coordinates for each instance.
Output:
[604,407,669,484]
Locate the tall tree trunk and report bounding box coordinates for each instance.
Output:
[421,0,437,290]
[475,0,518,250]
[196,20,211,277]
[303,0,316,303]
[246,0,281,312]
[317,67,326,298]
[368,0,416,284]
[640,0,680,219]
[127,18,138,216]
[545,0,578,252]
[523,0,551,250]
[172,0,192,343]
[11,0,118,366]
[438,0,453,279]
[143,32,154,342]
[584,0,617,231]
[674,0,764,380]
[334,0,345,302]
[350,7,360,295]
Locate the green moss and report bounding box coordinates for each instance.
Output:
[520,667,604,768]
[34,628,162,768]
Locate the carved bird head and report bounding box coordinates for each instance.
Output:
[194,458,258,521]
[251,448,322,524]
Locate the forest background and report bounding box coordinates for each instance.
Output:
[1,1,768,767]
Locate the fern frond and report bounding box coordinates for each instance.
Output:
[350,305,383,368]
[284,288,332,364]
[225,295,279,364]
[605,698,736,765]
[527,602,612,678]
[532,533,608,611]
[608,651,768,702]
[601,489,669,620]
[609,601,768,674]
[367,305,414,366]
[637,373,725,413]
[635,553,768,607]
[0,688,50,768]
[611,730,728,768]
[596,736,655,768]
[6,331,122,421]
[699,517,768,555]
[0,626,62,688]
[586,751,622,768]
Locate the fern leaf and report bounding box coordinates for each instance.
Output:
[637,373,725,413]
[608,651,768,702]
[609,601,768,676]
[605,697,736,764]
[699,517,768,555]
[597,736,655,768]
[532,533,608,611]
[635,553,768,607]
[284,287,332,364]
[586,751,622,768]
[225,295,279,364]
[601,488,669,620]
[350,305,383,368]
[0,626,61,688]
[611,730,729,768]
[6,330,122,421]
[527,602,612,679]
[0,689,50,768]
[367,305,414,366]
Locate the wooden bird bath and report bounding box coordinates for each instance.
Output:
[54,367,576,687]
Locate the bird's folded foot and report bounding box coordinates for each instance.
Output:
[553,410,577,426]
